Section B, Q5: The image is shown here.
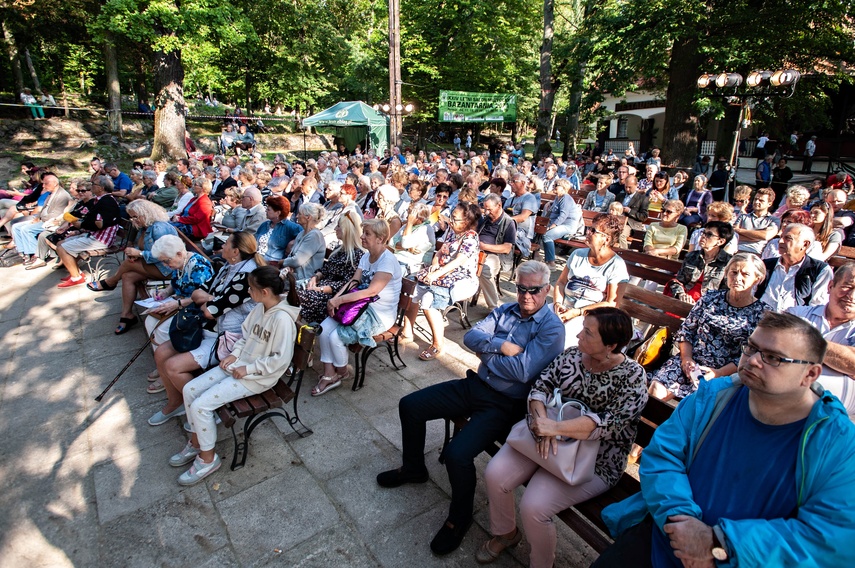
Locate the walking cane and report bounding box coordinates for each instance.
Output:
[95,338,151,402]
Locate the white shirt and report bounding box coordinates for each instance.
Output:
[760,257,833,312]
[787,305,855,414]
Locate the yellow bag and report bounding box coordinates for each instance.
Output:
[633,327,669,368]
[63,212,80,222]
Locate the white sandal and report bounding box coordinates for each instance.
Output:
[311,376,341,397]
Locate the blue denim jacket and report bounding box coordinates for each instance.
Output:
[141,221,178,275]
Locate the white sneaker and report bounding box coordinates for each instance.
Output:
[169,441,200,467]
[178,454,221,486]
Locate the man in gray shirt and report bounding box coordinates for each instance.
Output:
[734,187,779,254]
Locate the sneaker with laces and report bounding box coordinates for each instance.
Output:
[169,441,200,467]
[178,454,221,486]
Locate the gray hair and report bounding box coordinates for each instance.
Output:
[785,222,816,246]
[725,252,767,282]
[786,184,810,205]
[325,180,342,195]
[411,202,431,223]
[93,175,114,191]
[151,234,186,261]
[833,262,855,284]
[126,200,168,225]
[483,193,503,207]
[516,260,550,286]
[369,172,385,184]
[142,170,157,182]
[299,202,325,222]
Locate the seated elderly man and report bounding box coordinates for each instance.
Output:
[377,261,564,555]
[476,194,516,310]
[788,262,855,420]
[594,312,855,568]
[755,223,833,311]
[9,172,73,266]
[205,186,265,252]
[55,175,122,288]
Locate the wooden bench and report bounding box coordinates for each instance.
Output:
[348,277,417,390]
[440,282,690,553]
[550,236,682,285]
[215,324,319,470]
[827,245,855,268]
[78,218,133,281]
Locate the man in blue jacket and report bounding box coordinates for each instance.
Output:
[595,311,855,568]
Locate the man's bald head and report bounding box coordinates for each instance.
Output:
[242,186,262,206]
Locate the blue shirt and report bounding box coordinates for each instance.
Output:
[111,172,134,191]
[463,302,565,399]
[255,219,303,262]
[651,386,804,567]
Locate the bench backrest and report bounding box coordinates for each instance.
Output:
[616,281,692,334]
[613,249,683,285]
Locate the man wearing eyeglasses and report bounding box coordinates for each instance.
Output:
[377,261,564,556]
[595,311,855,568]
[787,262,855,420]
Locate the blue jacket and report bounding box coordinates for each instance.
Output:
[255,219,303,262]
[602,377,855,567]
[141,221,179,273]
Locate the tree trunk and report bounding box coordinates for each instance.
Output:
[104,36,123,138]
[23,47,40,93]
[714,104,741,162]
[562,62,585,161]
[511,122,518,144]
[661,36,704,168]
[151,48,187,161]
[59,76,70,117]
[2,22,24,96]
[534,0,556,161]
[135,55,149,107]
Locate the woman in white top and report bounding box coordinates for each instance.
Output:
[279,202,326,281]
[313,218,403,396]
[554,214,629,349]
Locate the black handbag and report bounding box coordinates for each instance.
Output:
[168,304,205,353]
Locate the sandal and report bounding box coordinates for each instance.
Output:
[115,316,139,335]
[147,379,165,394]
[311,376,342,397]
[419,345,443,361]
[147,369,160,381]
[475,529,522,564]
[87,279,117,292]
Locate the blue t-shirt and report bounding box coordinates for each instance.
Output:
[112,172,134,191]
[506,192,538,238]
[651,386,805,567]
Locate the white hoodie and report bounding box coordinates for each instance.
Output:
[228,298,299,393]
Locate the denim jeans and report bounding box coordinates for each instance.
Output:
[398,370,526,525]
[542,225,574,262]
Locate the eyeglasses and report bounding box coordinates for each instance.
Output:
[661,209,677,215]
[586,226,609,237]
[452,217,466,223]
[740,343,816,367]
[701,231,720,239]
[734,199,746,204]
[516,283,547,295]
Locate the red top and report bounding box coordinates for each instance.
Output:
[176,194,213,239]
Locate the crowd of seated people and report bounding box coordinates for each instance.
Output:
[5,142,855,567]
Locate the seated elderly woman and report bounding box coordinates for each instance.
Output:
[255,195,303,265]
[404,202,480,361]
[148,233,261,424]
[55,175,122,288]
[582,175,615,213]
[772,184,810,218]
[649,252,767,401]
[168,266,299,485]
[170,177,213,240]
[665,221,733,303]
[554,214,629,349]
[392,202,435,275]
[479,307,647,567]
[542,178,582,268]
[297,211,364,324]
[88,200,178,326]
[321,182,360,248]
[643,199,687,259]
[375,183,403,236]
[279,202,326,282]
[312,218,403,396]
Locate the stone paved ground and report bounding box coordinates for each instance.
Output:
[0,262,598,567]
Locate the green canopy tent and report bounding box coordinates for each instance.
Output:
[301,101,389,155]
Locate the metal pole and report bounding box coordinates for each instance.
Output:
[726,100,746,204]
[388,0,402,150]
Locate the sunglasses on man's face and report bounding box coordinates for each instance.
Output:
[516,283,547,295]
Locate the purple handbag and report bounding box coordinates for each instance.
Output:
[332,283,378,326]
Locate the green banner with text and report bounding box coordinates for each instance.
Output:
[438,90,517,123]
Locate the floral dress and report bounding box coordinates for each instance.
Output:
[297,247,365,324]
[529,347,648,487]
[170,253,214,298]
[650,289,766,398]
[418,229,479,288]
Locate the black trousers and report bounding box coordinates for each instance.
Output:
[399,370,526,526]
[590,515,654,568]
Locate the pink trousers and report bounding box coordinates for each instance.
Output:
[485,443,610,568]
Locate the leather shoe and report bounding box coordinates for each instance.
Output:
[430,518,473,555]
[475,528,523,563]
[376,467,429,488]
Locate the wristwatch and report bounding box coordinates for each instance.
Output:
[711,525,729,562]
